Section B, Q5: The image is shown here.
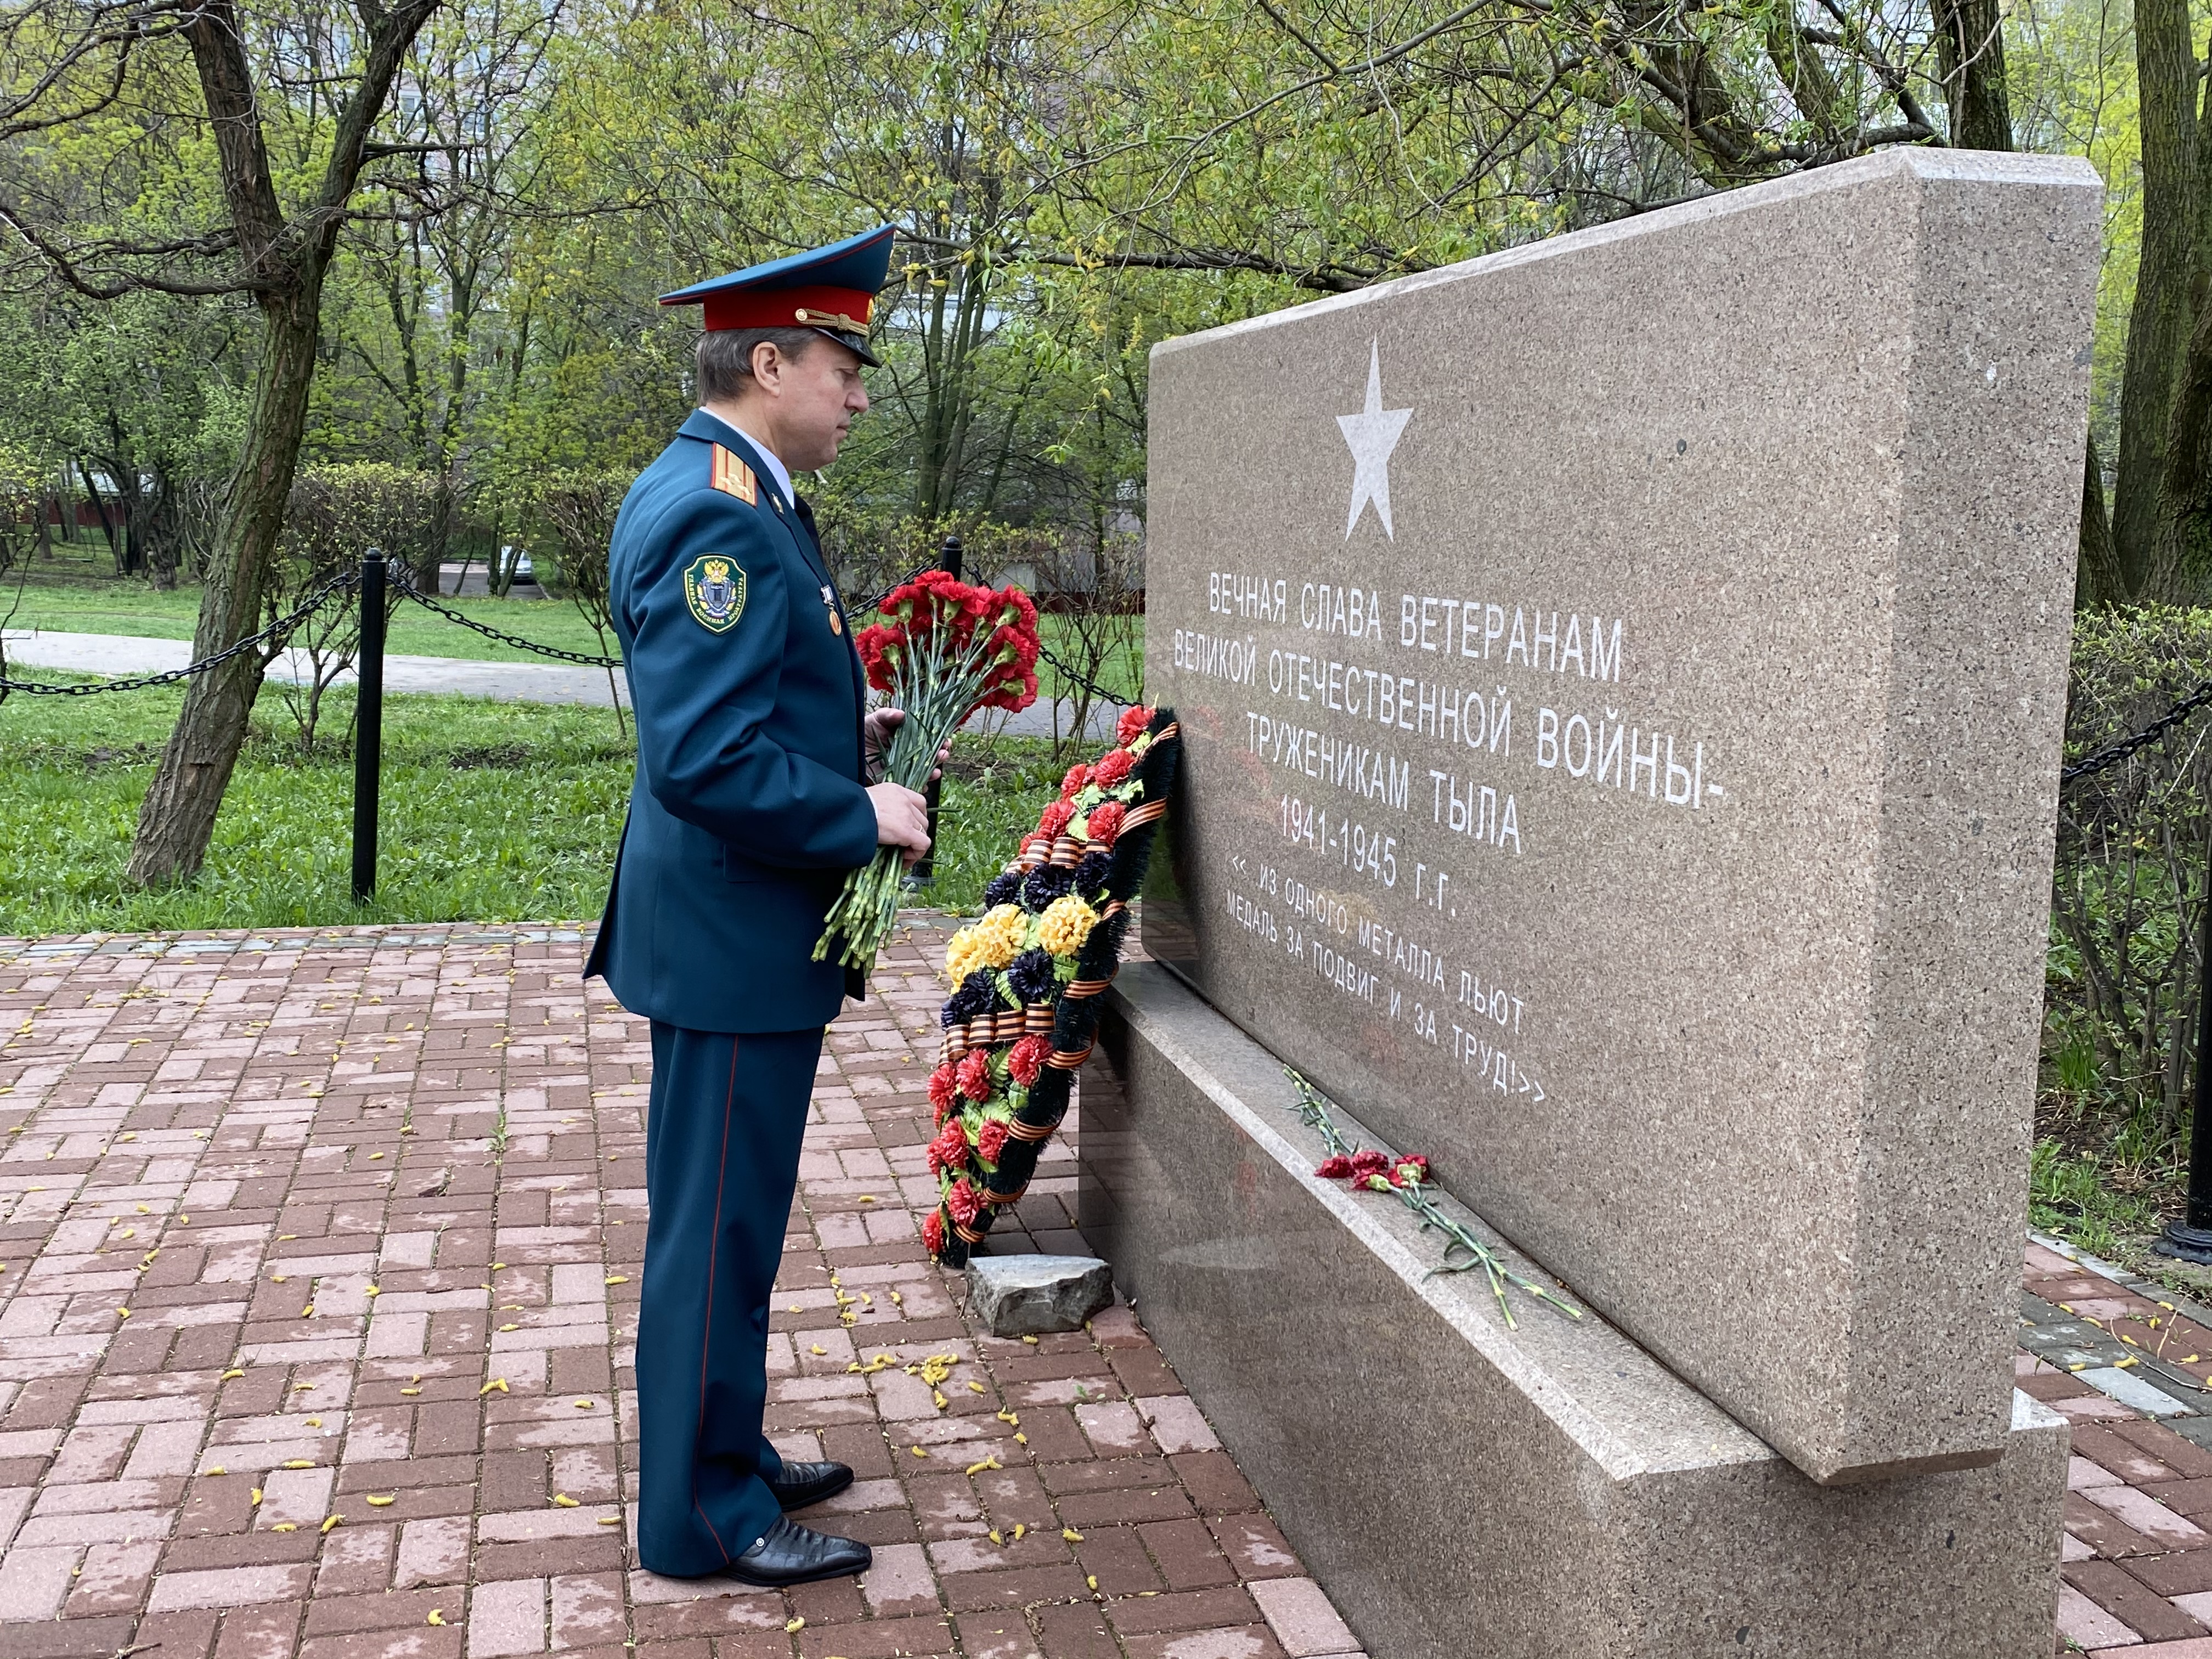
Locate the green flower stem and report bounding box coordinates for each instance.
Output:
[816,606,1020,970]
[1284,1068,1582,1330]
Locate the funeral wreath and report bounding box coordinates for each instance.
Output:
[922,704,1181,1265]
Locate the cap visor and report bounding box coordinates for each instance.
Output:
[809,325,881,367]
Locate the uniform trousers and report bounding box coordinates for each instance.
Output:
[635,1020,822,1578]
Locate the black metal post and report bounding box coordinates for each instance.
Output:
[2157,827,2212,1261]
[911,534,963,885]
[351,547,387,904]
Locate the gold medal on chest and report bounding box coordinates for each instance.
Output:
[821,584,843,635]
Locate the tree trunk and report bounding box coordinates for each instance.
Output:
[2113,0,2202,595]
[2078,430,2123,606]
[1932,0,2013,150]
[126,282,324,886]
[2143,300,2212,597]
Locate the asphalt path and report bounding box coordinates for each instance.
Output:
[0,627,1121,738]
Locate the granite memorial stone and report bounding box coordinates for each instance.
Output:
[1139,148,2102,1483]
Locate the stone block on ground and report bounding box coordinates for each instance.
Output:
[964,1252,1114,1335]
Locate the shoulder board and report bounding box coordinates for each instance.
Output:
[710,444,758,505]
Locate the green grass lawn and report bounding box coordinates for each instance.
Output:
[0,671,1059,936]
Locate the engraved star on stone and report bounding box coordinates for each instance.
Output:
[1337,338,1413,541]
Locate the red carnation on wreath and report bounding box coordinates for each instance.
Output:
[1007,1034,1048,1088]
[1060,764,1091,799]
[1115,705,1150,746]
[945,1177,983,1227]
[1091,748,1134,789]
[1038,799,1075,839]
[1085,801,1126,848]
[977,1119,1009,1166]
[927,1063,959,1123]
[956,1047,992,1102]
[922,1211,945,1255]
[926,1119,969,1177]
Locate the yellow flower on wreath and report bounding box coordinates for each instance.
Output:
[1038,895,1099,957]
[945,926,984,987]
[973,904,1028,969]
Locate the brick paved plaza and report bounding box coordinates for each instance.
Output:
[21,922,2212,1654]
[0,922,1362,1659]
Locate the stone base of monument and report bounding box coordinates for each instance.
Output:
[1080,962,2067,1659]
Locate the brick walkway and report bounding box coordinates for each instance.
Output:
[0,922,1364,1659]
[2027,1237,2212,1656]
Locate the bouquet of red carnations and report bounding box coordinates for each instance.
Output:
[814,571,1041,972]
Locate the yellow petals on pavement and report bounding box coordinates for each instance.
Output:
[305,1418,321,1428]
[552,1494,579,1508]
[251,1488,264,1505]
[574,1399,594,1409]
[1062,1527,1084,1542]
[911,1445,928,1458]
[115,1308,131,1319]
[988,1528,1003,1544]
[963,1457,1002,1476]
[1013,1432,1028,1445]
[785,1617,805,1633]
[321,1515,342,1533]
[605,1275,628,1285]
[400,1388,421,1397]
[478,1378,509,1396]
[270,1522,297,1532]
[596,1516,623,1526]
[366,1495,396,1507]
[427,1611,445,1627]
[1087,1575,1099,1592]
[222,1368,245,1380]
[1012,1523,1025,1539]
[856,1194,877,1204]
[968,1381,985,1393]
[204,1465,227,1477]
[810,1345,827,1356]
[283,1459,314,1469]
[500,1323,518,1333]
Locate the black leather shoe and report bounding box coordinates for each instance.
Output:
[723,1515,872,1587]
[766,1459,854,1512]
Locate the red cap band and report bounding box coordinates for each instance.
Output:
[700,284,876,333]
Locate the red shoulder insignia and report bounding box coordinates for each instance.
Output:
[710,444,758,505]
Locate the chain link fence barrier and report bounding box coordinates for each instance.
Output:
[0,567,361,698]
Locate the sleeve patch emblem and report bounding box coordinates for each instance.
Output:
[683,555,747,633]
[710,445,758,504]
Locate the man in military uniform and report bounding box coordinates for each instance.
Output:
[585,225,923,1588]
